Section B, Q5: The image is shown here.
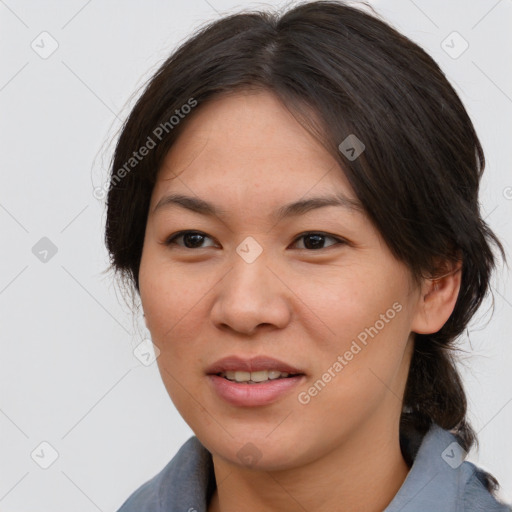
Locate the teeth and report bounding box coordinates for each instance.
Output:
[250,370,271,382]
[220,370,294,383]
[234,371,250,382]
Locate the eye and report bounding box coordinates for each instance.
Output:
[292,232,344,250]
[164,230,345,251]
[164,230,217,249]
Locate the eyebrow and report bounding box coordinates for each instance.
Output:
[152,192,364,221]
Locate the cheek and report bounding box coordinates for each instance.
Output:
[301,264,407,343]
[295,320,412,438]
[300,268,413,398]
[139,253,211,341]
[140,262,210,417]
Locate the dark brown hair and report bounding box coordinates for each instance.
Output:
[105,0,505,492]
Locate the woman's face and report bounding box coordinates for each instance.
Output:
[139,90,426,470]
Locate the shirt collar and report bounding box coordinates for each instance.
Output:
[385,423,470,511]
[157,424,503,512]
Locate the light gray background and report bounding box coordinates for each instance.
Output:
[0,0,511,510]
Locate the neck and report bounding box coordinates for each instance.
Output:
[208,417,410,512]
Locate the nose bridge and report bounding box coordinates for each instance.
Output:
[222,233,277,293]
[211,240,291,333]
[224,242,274,304]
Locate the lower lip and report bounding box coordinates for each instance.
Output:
[207,374,305,407]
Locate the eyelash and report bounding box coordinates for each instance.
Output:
[164,230,346,251]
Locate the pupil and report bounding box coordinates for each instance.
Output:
[304,234,324,250]
[184,233,204,248]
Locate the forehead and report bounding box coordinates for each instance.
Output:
[151,90,357,211]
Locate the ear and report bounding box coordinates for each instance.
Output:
[410,260,462,335]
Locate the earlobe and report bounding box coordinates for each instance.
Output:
[411,262,462,335]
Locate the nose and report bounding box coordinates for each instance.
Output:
[210,250,292,336]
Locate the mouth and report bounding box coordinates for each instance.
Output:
[206,355,306,384]
[206,355,306,398]
[216,369,303,384]
[206,357,307,407]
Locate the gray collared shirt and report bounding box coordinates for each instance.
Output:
[117,424,510,511]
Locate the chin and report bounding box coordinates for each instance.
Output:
[201,429,311,471]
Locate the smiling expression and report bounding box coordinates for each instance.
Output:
[138,89,425,470]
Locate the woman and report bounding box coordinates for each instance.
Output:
[106,1,510,510]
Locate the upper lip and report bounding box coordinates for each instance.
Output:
[206,355,305,375]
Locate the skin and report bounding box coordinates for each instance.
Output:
[138,90,462,512]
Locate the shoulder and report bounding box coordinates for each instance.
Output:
[387,424,510,512]
[460,461,511,512]
[115,436,214,512]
